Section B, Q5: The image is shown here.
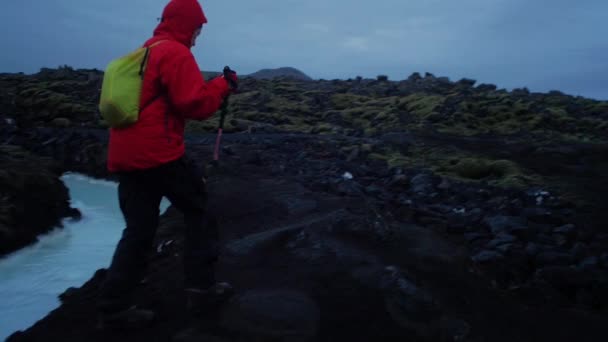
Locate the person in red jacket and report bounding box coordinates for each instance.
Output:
[97,0,237,326]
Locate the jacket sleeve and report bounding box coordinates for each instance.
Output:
[160,48,230,120]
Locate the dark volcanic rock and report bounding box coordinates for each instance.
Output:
[2,67,608,341]
[0,145,78,256]
[220,289,320,340]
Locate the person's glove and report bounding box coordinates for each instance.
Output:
[222,66,238,92]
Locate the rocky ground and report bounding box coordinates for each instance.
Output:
[0,144,80,256]
[1,68,607,341]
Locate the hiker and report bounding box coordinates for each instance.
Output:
[97,0,238,325]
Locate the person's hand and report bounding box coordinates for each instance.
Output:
[222,66,238,92]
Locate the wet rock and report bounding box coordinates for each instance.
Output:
[58,287,79,303]
[0,145,76,256]
[65,207,82,222]
[220,289,320,341]
[483,215,527,235]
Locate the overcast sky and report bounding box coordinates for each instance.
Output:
[1,0,606,99]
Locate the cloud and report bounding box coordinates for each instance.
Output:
[343,37,369,51]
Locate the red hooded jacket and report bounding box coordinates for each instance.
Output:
[107,0,230,172]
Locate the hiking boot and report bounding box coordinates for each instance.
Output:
[185,282,235,315]
[97,305,156,330]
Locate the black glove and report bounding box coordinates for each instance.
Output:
[222,66,238,91]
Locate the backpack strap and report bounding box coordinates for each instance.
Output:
[138,40,169,112]
[139,40,167,79]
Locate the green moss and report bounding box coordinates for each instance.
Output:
[331,94,370,110]
[444,157,531,188]
[368,150,408,168]
[364,127,378,136]
[312,122,334,134]
[360,144,373,153]
[400,94,444,117]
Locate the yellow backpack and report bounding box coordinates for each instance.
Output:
[98,41,165,128]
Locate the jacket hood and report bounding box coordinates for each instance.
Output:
[152,0,207,47]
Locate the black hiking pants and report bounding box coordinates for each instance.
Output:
[98,156,217,313]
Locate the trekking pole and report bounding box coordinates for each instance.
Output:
[213,66,236,161]
[213,96,229,161]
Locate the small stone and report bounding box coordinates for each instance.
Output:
[452,207,466,215]
[342,172,354,180]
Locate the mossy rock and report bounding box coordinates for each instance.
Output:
[368,151,408,168]
[399,94,445,117]
[447,158,530,188]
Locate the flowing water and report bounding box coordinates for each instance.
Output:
[0,173,169,340]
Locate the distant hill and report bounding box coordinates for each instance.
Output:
[246,67,312,81]
[202,71,222,80]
